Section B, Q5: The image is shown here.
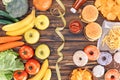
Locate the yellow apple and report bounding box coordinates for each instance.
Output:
[24,29,40,44]
[35,44,50,59]
[35,15,49,30]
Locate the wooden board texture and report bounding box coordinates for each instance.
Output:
[0,0,120,80]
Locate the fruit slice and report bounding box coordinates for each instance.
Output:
[24,29,40,44]
[35,15,49,30]
[35,44,50,59]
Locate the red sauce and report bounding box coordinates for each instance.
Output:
[73,0,86,10]
[69,20,83,34]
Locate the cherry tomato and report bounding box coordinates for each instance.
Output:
[19,45,34,60]
[25,59,40,75]
[13,70,28,80]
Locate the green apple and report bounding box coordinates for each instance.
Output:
[35,15,49,30]
[35,44,50,59]
[24,29,40,44]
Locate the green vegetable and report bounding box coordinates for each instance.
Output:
[2,0,13,5]
[0,10,19,22]
[5,0,28,18]
[0,71,12,80]
[0,49,24,80]
[0,19,13,25]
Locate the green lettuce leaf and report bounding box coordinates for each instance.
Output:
[0,49,24,80]
[0,71,13,80]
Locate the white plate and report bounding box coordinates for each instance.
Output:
[97,20,120,53]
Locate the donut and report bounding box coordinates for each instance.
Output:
[92,65,105,77]
[70,68,92,80]
[105,69,120,80]
[114,52,120,64]
[84,45,100,60]
[73,50,88,66]
[97,52,112,66]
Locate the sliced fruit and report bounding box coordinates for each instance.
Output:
[35,15,49,30]
[35,44,50,59]
[24,29,40,44]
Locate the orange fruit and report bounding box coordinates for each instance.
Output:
[33,0,52,11]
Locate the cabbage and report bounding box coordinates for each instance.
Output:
[5,0,28,18]
[0,49,24,80]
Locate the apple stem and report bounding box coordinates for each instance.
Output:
[40,22,43,25]
[29,66,33,70]
[17,71,22,75]
[40,51,43,55]
[23,51,27,55]
[29,33,33,37]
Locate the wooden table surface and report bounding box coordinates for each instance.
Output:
[0,0,120,80]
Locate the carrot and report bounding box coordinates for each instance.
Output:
[0,41,24,52]
[0,36,22,44]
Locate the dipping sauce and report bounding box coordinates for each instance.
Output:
[69,20,83,34]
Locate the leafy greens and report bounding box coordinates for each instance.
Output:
[5,0,28,18]
[0,49,24,80]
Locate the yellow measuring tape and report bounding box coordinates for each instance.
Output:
[55,9,66,80]
[50,0,66,80]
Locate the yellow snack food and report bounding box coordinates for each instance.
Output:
[95,0,120,20]
[102,26,120,50]
[70,68,92,80]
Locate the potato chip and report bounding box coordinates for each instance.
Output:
[100,6,110,17]
[95,0,120,20]
[100,0,107,5]
[106,12,116,20]
[107,0,115,8]
[116,0,120,5]
[94,0,101,8]
[117,13,120,20]
[112,5,120,15]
